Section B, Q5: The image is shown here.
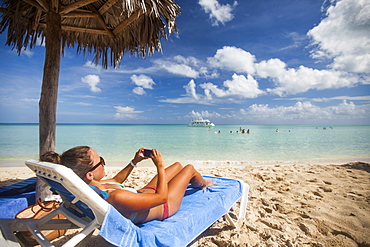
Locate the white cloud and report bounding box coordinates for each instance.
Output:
[153,55,218,79]
[279,32,307,51]
[311,95,370,102]
[255,58,287,78]
[223,74,264,98]
[153,58,200,78]
[9,49,34,57]
[130,74,155,95]
[110,66,158,75]
[114,106,143,119]
[199,66,219,79]
[208,46,256,74]
[159,80,213,105]
[207,46,360,96]
[189,110,221,118]
[184,79,199,100]
[23,49,34,58]
[133,87,146,95]
[160,73,264,105]
[308,0,370,74]
[167,64,199,78]
[75,102,92,106]
[131,74,155,89]
[198,0,238,26]
[173,55,200,67]
[81,74,102,93]
[274,95,370,103]
[240,100,366,121]
[200,73,264,98]
[265,65,358,96]
[159,97,206,104]
[83,61,102,73]
[21,98,39,103]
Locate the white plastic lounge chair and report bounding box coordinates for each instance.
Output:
[0,160,249,247]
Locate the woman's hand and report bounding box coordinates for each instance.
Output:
[132,148,146,164]
[109,148,145,183]
[150,149,164,168]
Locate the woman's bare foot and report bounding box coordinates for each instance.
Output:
[202,180,214,189]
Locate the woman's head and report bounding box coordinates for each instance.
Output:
[60,146,105,183]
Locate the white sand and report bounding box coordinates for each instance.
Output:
[1,162,369,246]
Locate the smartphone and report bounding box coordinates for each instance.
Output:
[143,148,153,157]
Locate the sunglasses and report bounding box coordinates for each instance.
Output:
[87,156,105,172]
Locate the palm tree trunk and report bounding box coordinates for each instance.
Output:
[39,11,61,157]
[37,11,62,200]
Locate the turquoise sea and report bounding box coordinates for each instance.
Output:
[1,124,369,167]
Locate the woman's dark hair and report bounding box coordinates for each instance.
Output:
[60,146,93,182]
[40,151,61,164]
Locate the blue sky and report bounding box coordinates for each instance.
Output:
[0,0,369,125]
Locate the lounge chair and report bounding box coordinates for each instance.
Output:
[0,160,249,247]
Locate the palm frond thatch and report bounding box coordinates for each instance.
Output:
[0,0,181,68]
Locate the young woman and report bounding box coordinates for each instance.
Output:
[57,146,213,224]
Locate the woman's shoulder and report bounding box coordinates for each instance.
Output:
[88,184,109,199]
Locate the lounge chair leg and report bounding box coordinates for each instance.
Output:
[224,181,249,229]
[75,230,96,247]
[0,224,21,247]
[61,221,97,247]
[238,183,249,219]
[224,213,237,228]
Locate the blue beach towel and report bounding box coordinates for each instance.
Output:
[0,177,37,196]
[99,176,243,247]
[0,177,37,219]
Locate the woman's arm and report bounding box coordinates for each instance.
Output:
[102,148,145,183]
[106,149,168,213]
[151,149,168,203]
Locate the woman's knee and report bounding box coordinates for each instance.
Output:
[172,162,183,170]
[167,162,183,175]
[183,164,197,174]
[184,164,195,169]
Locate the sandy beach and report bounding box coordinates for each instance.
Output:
[1,162,369,246]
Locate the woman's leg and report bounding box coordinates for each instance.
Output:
[138,164,213,223]
[143,162,183,188]
[166,164,213,216]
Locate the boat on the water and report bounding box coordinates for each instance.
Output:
[188,117,215,127]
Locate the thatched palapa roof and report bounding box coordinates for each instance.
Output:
[0,0,181,68]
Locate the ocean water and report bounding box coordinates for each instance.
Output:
[1,124,369,167]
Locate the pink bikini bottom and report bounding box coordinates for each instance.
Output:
[142,186,169,220]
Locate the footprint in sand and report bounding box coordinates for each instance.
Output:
[319,186,332,192]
